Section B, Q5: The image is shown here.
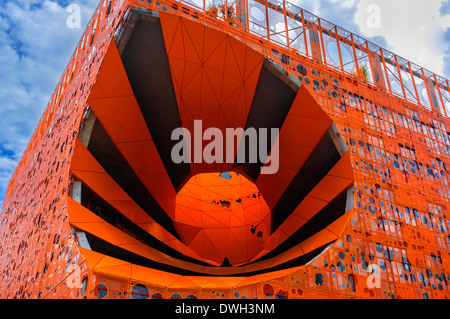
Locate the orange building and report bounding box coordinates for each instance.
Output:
[0,0,449,300]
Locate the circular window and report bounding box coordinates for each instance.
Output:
[131,284,149,299]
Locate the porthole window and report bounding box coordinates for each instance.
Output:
[131,283,149,299]
[80,276,88,297]
[96,284,108,299]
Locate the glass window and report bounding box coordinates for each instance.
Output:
[131,284,149,299]
[96,284,108,299]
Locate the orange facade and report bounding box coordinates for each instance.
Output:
[0,0,449,300]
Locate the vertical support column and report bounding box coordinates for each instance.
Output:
[300,10,309,58]
[380,48,392,92]
[79,111,97,147]
[335,26,344,72]
[307,18,322,62]
[367,44,386,89]
[235,0,249,29]
[70,179,93,250]
[407,61,421,105]
[224,0,228,25]
[445,79,450,115]
[71,180,82,203]
[394,55,407,100]
[283,0,290,50]
[432,74,448,117]
[264,0,270,41]
[317,18,327,65]
[350,34,359,77]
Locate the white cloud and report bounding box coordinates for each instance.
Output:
[0,0,97,205]
[354,0,450,77]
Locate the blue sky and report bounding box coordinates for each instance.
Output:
[0,0,449,208]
